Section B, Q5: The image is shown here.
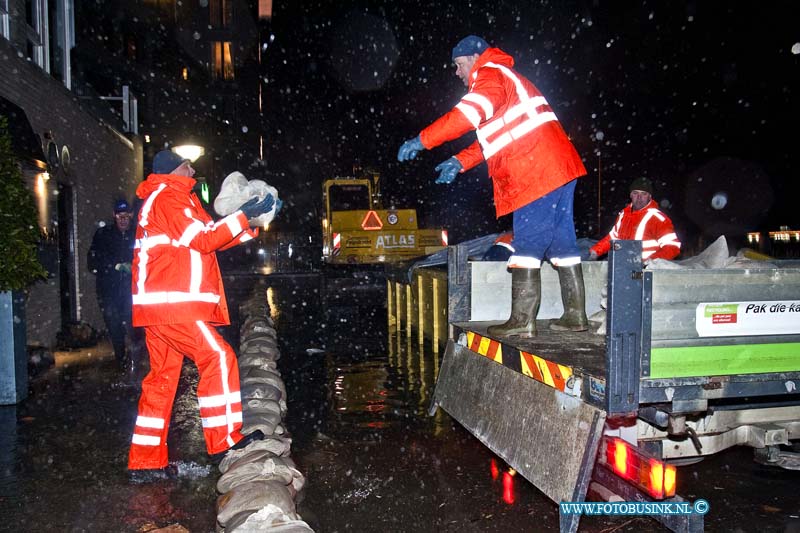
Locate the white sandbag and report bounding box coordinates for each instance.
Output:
[216,480,296,527]
[244,398,282,415]
[217,455,304,493]
[240,382,283,401]
[241,316,275,332]
[219,437,293,473]
[242,369,287,400]
[226,505,314,533]
[237,356,279,372]
[242,411,282,436]
[242,331,278,344]
[219,448,276,478]
[241,340,279,357]
[214,171,280,227]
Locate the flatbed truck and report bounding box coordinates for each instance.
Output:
[419,240,800,532]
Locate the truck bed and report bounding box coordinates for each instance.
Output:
[451,246,800,411]
[454,320,607,376]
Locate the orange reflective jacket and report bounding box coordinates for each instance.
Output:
[420,47,586,217]
[132,173,258,326]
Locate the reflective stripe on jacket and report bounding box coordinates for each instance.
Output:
[420,47,586,217]
[132,173,258,327]
[591,200,681,260]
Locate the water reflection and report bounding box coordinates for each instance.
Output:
[271,275,451,440]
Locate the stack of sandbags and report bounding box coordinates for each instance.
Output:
[216,288,314,532]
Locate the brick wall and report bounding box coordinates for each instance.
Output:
[0,38,142,348]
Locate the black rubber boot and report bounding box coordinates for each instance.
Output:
[550,264,589,332]
[487,268,541,338]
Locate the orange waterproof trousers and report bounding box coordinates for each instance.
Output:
[128,321,243,470]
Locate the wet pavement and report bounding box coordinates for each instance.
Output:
[1,273,799,532]
[0,342,219,531]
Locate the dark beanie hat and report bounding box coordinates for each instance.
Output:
[629,177,654,195]
[113,199,131,213]
[452,35,489,60]
[153,150,188,175]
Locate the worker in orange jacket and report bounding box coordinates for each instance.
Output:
[128,150,276,481]
[398,35,588,337]
[589,177,681,264]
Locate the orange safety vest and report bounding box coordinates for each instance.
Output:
[132,173,258,327]
[420,47,586,217]
[591,200,681,260]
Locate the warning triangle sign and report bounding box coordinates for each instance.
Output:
[361,210,383,230]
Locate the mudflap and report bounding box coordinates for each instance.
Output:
[430,339,607,533]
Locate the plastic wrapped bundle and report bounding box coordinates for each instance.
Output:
[214,171,280,227]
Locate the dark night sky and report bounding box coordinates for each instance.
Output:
[259,0,798,250]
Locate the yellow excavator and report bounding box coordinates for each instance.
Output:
[321,166,447,265]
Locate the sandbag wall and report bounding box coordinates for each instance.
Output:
[216,288,315,532]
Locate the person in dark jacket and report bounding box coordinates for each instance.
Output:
[88,199,136,369]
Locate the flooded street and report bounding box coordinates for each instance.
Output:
[1,273,798,532]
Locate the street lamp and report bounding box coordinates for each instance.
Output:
[172,144,205,162]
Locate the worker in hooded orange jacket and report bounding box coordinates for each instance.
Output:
[589,177,681,264]
[398,35,588,337]
[127,150,276,480]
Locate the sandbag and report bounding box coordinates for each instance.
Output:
[217,455,303,493]
[244,398,282,415]
[241,343,279,359]
[240,381,283,401]
[216,480,296,527]
[241,332,278,346]
[241,317,274,334]
[238,354,279,372]
[214,171,280,227]
[241,370,288,400]
[242,314,274,327]
[225,505,314,533]
[219,437,293,473]
[242,410,282,436]
[219,448,277,480]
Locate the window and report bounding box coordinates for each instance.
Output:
[48,0,74,87]
[258,0,272,20]
[24,0,49,70]
[329,184,371,211]
[209,0,232,29]
[211,41,234,80]
[1,0,9,40]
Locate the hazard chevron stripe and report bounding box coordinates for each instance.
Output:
[467,331,503,364]
[464,331,572,392]
[519,351,572,391]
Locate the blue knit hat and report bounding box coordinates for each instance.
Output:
[452,35,489,60]
[152,150,189,175]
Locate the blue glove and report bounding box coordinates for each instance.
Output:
[434,157,462,184]
[239,194,275,219]
[397,135,424,162]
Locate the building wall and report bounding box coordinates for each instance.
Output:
[0,38,142,348]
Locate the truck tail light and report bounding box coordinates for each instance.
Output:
[600,437,676,499]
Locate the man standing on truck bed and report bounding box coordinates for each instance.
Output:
[589,177,681,264]
[397,35,588,336]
